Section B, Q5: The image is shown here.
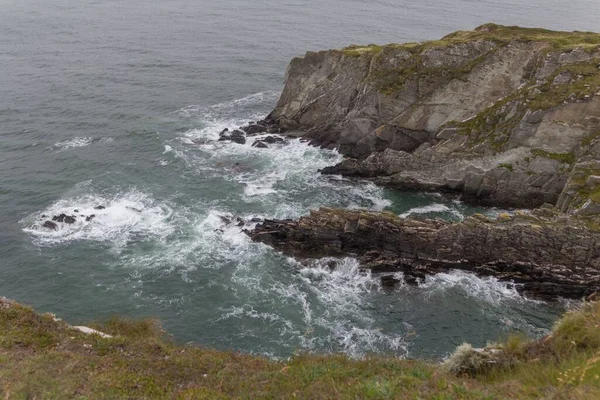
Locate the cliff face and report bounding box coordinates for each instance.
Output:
[268,24,600,209]
[250,207,600,299]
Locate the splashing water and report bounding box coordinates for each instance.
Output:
[18,92,563,360]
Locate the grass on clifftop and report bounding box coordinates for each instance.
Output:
[342,23,600,57]
[1,298,600,399]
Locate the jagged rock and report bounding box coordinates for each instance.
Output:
[380,275,401,288]
[261,24,600,209]
[94,205,106,210]
[252,141,269,148]
[261,136,286,144]
[43,221,58,230]
[52,214,76,224]
[248,207,600,299]
[85,214,96,222]
[218,129,246,145]
[241,118,282,135]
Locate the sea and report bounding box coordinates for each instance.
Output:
[2,0,599,359]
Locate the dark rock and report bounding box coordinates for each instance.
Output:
[250,218,262,223]
[235,217,245,227]
[95,205,106,210]
[52,213,75,223]
[261,136,285,144]
[380,275,401,288]
[42,221,58,230]
[218,129,246,145]
[247,207,600,299]
[243,124,265,135]
[74,209,79,213]
[240,118,282,136]
[252,141,269,148]
[219,215,232,225]
[86,214,96,222]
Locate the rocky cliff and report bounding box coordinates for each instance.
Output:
[267,24,600,210]
[240,25,600,299]
[249,207,600,299]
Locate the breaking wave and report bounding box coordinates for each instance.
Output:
[21,92,561,360]
[21,189,175,252]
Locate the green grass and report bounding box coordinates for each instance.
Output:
[531,149,577,164]
[337,24,600,96]
[1,297,600,398]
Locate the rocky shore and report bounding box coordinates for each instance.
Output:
[240,24,600,299]
[249,207,600,299]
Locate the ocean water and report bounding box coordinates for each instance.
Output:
[2,0,598,359]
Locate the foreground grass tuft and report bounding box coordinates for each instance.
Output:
[1,297,599,398]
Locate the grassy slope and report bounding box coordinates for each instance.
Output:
[1,298,599,399]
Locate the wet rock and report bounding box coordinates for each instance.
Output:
[52,214,76,224]
[218,129,246,145]
[86,214,96,222]
[74,209,79,213]
[380,275,401,288]
[261,136,286,144]
[42,221,58,230]
[251,141,268,148]
[248,207,600,299]
[94,205,106,210]
[219,215,232,225]
[241,118,282,136]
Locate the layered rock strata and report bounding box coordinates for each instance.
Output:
[249,207,600,299]
[263,24,600,210]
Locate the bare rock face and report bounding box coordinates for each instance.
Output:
[248,208,600,299]
[262,24,600,210]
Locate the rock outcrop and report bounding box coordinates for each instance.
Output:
[264,24,600,209]
[241,24,600,299]
[248,207,600,299]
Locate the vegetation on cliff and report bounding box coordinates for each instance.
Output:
[1,297,599,399]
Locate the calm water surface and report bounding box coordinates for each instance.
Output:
[1,0,598,358]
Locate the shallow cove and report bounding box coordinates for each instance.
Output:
[2,0,597,360]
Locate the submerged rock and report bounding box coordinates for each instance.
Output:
[248,207,600,299]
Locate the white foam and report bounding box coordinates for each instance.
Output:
[400,203,464,220]
[53,137,93,151]
[419,270,536,306]
[21,190,175,251]
[175,91,280,119]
